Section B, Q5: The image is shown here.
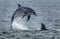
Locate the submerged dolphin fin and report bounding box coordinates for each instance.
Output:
[27,15,31,21]
[41,23,48,30]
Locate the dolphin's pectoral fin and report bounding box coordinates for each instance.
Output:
[27,15,31,21]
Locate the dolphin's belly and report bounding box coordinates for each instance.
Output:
[14,12,24,19]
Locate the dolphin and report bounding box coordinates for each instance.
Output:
[11,4,37,23]
[41,23,48,30]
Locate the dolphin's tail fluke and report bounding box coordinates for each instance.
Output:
[41,23,48,30]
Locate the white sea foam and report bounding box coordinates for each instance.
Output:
[12,15,43,30]
[12,17,30,30]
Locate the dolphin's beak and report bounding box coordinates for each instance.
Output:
[33,11,37,16]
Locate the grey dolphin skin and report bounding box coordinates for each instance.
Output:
[41,23,48,30]
[11,4,37,23]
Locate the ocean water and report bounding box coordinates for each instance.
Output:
[0,0,60,39]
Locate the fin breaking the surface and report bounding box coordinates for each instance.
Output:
[41,23,48,30]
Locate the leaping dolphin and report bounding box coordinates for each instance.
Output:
[11,4,37,23]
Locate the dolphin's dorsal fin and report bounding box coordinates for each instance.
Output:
[41,23,48,30]
[17,4,21,7]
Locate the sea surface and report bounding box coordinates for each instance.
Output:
[0,0,60,39]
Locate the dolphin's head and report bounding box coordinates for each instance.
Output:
[33,11,37,15]
[17,4,21,7]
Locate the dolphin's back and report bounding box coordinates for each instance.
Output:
[11,12,16,23]
[22,7,34,13]
[22,7,37,15]
[15,8,24,13]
